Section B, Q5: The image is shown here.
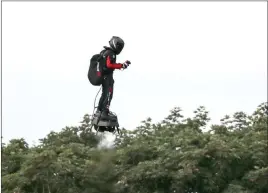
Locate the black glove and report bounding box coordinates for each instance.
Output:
[122,60,131,69]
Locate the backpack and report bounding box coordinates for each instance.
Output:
[88,52,105,86]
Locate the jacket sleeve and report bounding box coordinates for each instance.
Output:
[106,55,123,69]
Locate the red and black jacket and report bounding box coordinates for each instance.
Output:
[101,47,123,75]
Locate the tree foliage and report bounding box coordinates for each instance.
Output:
[2,102,267,193]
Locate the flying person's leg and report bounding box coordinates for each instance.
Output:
[96,74,116,120]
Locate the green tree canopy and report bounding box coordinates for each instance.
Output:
[2,102,267,193]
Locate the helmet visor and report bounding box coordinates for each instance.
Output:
[116,43,124,54]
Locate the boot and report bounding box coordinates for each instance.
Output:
[94,110,102,117]
[95,110,117,121]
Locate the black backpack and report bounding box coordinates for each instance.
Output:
[88,52,105,86]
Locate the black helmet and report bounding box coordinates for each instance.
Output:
[109,36,124,55]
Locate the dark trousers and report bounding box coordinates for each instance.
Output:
[97,74,114,112]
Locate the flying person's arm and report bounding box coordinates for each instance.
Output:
[106,55,123,69]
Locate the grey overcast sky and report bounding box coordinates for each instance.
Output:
[2,1,267,145]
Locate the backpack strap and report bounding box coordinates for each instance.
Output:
[97,50,106,61]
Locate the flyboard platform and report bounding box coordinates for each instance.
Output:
[91,112,120,134]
